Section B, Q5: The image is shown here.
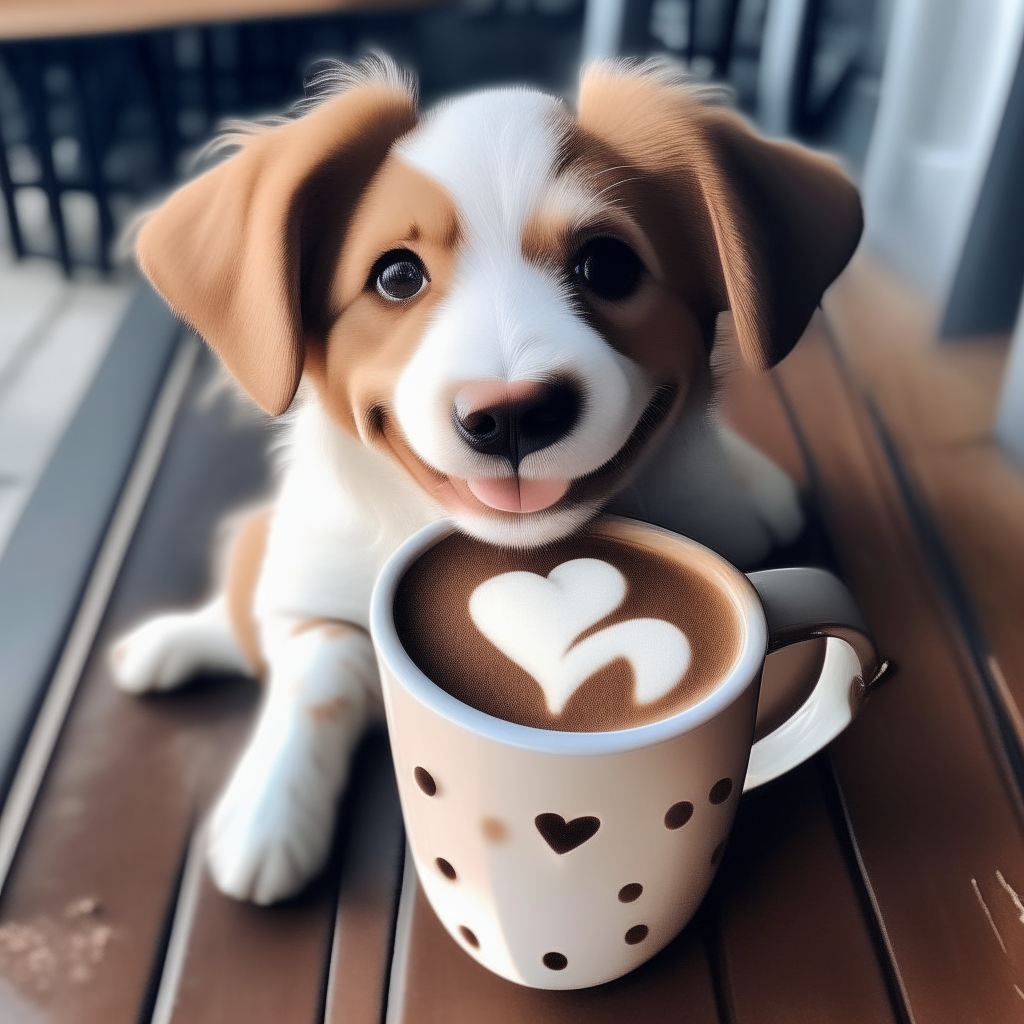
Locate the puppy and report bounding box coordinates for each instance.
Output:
[111,55,861,905]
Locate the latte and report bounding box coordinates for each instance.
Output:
[394,521,744,731]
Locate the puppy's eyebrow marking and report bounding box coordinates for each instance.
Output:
[520,173,607,268]
[399,213,461,250]
[521,210,572,270]
[521,170,650,275]
[441,211,461,250]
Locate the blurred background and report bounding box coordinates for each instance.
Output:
[0,0,1021,557]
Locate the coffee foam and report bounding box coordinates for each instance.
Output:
[394,530,743,732]
[469,558,692,714]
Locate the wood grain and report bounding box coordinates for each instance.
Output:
[0,0,446,41]
[158,731,403,1024]
[825,254,1024,788]
[777,313,1024,1022]
[156,728,404,1024]
[325,731,405,1024]
[0,350,273,1024]
[714,348,900,1024]
[161,856,337,1024]
[716,761,897,1024]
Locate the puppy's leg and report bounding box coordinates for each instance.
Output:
[717,422,804,550]
[618,411,804,567]
[675,418,802,566]
[110,506,269,693]
[111,596,250,693]
[206,616,380,904]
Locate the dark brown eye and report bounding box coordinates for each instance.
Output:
[572,237,643,301]
[372,249,427,301]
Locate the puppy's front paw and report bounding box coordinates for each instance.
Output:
[719,425,804,548]
[111,613,207,693]
[206,711,343,904]
[207,623,378,903]
[111,599,250,694]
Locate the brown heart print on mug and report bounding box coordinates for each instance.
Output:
[535,813,601,854]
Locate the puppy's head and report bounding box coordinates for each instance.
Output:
[138,56,861,547]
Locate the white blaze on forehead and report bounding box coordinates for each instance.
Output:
[532,172,612,233]
[397,88,565,249]
[391,87,656,542]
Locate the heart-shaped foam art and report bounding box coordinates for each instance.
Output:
[469,558,691,715]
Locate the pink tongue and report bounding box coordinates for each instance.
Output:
[468,478,569,513]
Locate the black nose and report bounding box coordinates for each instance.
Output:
[454,381,581,469]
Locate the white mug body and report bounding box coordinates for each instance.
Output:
[371,518,769,990]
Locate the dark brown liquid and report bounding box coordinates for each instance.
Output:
[394,527,743,732]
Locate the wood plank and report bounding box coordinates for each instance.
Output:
[325,731,405,1024]
[0,284,180,803]
[0,348,276,1024]
[776,313,1024,1021]
[824,255,1024,784]
[159,843,336,1024]
[155,730,404,1024]
[710,339,900,1024]
[0,0,447,41]
[715,760,897,1024]
[824,256,1007,451]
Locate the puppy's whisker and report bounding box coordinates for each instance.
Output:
[590,164,633,178]
[593,176,641,200]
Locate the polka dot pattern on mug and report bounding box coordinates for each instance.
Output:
[709,778,733,804]
[403,706,738,985]
[618,883,643,903]
[481,817,508,842]
[414,766,437,796]
[664,801,694,829]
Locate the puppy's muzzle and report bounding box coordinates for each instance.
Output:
[453,380,581,470]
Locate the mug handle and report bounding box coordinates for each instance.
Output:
[742,567,886,792]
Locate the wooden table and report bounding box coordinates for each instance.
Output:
[0,0,442,40]
[1,261,1023,1022]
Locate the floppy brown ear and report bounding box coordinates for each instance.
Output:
[136,81,418,414]
[577,64,862,369]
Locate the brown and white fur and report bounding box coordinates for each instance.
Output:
[111,56,861,905]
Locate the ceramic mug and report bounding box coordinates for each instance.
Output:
[370,516,879,990]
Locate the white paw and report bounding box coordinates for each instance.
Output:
[110,598,249,694]
[206,705,344,904]
[111,613,208,693]
[719,425,804,548]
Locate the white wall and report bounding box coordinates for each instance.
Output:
[862,0,1024,301]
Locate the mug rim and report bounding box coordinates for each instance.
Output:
[369,515,768,756]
